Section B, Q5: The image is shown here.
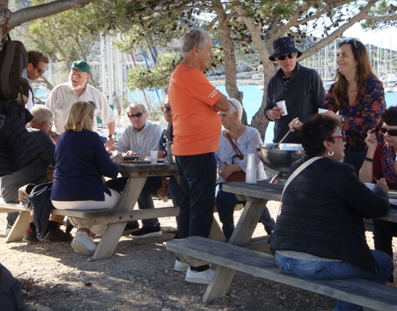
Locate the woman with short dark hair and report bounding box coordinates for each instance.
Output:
[271,113,392,311]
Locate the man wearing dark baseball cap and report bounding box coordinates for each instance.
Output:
[45,60,116,146]
[264,36,325,144]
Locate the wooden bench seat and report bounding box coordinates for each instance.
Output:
[166,236,397,311]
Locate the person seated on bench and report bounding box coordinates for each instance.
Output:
[1,105,71,242]
[270,113,393,311]
[359,106,397,286]
[106,102,164,239]
[50,101,123,256]
[215,98,272,240]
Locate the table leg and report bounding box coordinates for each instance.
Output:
[93,222,126,260]
[203,197,267,302]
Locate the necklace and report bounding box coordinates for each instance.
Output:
[349,89,356,93]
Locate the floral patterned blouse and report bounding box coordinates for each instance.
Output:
[373,142,397,190]
[322,75,386,153]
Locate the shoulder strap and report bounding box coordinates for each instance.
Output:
[224,131,244,160]
[281,156,322,199]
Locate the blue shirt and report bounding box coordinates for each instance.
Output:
[51,129,119,201]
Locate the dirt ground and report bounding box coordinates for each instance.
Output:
[0,199,395,311]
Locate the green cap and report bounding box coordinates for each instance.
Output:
[71,60,91,74]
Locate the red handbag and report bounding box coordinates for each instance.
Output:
[224,131,246,183]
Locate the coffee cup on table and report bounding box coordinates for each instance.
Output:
[150,150,158,164]
[276,100,288,116]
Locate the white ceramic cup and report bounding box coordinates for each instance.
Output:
[276,100,288,116]
[365,183,375,190]
[318,108,328,114]
[150,150,158,164]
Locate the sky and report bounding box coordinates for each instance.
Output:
[343,23,397,50]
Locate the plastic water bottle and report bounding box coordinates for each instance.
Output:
[246,153,257,184]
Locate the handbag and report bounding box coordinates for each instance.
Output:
[224,131,246,182]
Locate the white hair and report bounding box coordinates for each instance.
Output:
[228,98,243,120]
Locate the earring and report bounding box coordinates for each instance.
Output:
[328,150,334,157]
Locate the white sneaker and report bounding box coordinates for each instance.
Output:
[185,267,214,284]
[174,259,189,272]
[71,232,96,256]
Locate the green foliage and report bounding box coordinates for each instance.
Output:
[127,53,181,90]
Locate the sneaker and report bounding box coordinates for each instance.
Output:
[124,220,139,231]
[129,224,162,239]
[174,259,189,272]
[45,228,73,242]
[24,227,39,242]
[185,267,214,284]
[71,232,96,256]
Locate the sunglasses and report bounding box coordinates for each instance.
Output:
[34,65,45,75]
[339,38,358,49]
[276,52,296,61]
[381,128,397,136]
[332,135,346,143]
[163,105,171,111]
[88,101,96,108]
[127,112,143,119]
[228,100,238,111]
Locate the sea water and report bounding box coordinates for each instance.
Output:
[217,85,397,143]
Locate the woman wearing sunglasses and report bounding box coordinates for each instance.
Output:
[360,106,397,286]
[322,38,386,173]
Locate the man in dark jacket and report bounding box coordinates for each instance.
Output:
[264,37,326,144]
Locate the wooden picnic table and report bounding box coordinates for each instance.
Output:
[200,180,397,303]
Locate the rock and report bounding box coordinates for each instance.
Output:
[36,306,54,311]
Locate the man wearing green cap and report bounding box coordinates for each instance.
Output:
[45,60,116,145]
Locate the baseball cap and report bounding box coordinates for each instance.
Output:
[71,60,91,74]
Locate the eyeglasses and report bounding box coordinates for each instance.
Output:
[127,112,143,119]
[381,128,397,136]
[228,100,238,111]
[163,106,171,111]
[276,53,296,61]
[34,65,45,75]
[339,38,358,49]
[88,101,96,108]
[332,135,346,143]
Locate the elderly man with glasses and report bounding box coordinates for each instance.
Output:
[264,36,325,145]
[106,102,164,238]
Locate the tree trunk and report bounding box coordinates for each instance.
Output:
[212,0,247,124]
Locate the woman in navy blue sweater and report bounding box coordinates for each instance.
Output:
[51,101,123,255]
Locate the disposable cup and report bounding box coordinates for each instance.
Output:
[150,150,158,164]
[318,108,328,114]
[276,100,288,116]
[365,183,375,190]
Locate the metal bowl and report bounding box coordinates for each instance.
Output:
[257,143,305,183]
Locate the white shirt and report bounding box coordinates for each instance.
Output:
[215,126,267,183]
[116,120,163,156]
[45,82,116,134]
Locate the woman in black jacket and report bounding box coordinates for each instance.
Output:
[270,114,393,311]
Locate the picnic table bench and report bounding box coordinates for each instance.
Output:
[167,236,397,311]
[166,180,397,310]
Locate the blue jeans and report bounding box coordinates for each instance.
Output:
[176,153,216,239]
[275,250,393,311]
[216,184,275,239]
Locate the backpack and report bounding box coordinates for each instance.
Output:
[0,34,29,115]
[0,263,24,311]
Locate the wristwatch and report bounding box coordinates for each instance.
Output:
[108,134,115,139]
[341,116,346,123]
[50,131,57,139]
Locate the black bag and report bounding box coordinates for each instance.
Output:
[0,34,29,113]
[0,263,24,311]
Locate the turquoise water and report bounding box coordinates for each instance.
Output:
[217,85,397,143]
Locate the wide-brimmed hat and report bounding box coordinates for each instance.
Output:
[71,60,91,74]
[269,37,302,61]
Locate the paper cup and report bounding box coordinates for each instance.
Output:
[150,150,158,164]
[318,108,328,114]
[276,100,288,116]
[365,183,375,190]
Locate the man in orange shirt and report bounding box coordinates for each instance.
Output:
[168,28,229,284]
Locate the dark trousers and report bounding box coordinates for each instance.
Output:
[176,153,216,239]
[104,177,161,227]
[373,219,397,282]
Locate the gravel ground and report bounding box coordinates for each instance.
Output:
[0,195,395,311]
